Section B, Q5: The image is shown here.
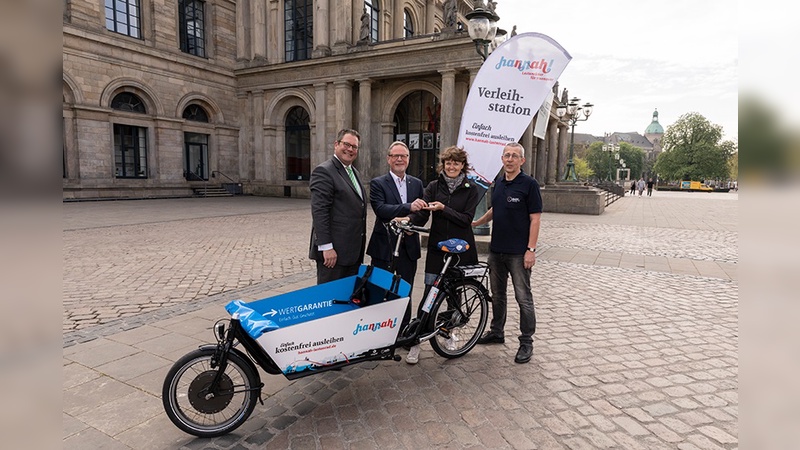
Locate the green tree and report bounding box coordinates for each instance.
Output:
[654,112,732,181]
[585,142,646,180]
[573,157,594,181]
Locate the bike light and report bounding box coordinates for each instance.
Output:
[215,322,226,341]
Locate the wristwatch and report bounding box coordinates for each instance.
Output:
[527,247,536,253]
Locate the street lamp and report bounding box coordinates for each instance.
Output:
[465,5,500,61]
[556,97,593,182]
[602,139,619,182]
[466,4,500,235]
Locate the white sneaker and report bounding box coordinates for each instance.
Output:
[406,345,421,364]
[445,334,458,351]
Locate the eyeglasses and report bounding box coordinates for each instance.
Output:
[338,141,359,151]
[502,153,522,160]
[388,154,409,160]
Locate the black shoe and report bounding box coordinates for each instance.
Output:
[514,344,533,364]
[477,332,505,345]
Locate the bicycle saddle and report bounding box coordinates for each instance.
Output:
[438,238,470,254]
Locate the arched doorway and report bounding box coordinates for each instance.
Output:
[394,91,440,183]
[285,106,311,180]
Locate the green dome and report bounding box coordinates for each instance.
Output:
[645,108,664,134]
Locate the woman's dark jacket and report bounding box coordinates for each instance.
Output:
[408,173,481,275]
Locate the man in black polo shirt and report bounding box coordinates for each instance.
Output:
[471,142,542,364]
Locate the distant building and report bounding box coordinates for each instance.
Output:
[576,108,664,161]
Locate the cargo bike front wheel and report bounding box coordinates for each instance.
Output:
[162,348,261,438]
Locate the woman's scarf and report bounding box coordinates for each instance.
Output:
[443,172,465,194]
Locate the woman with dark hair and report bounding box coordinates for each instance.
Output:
[396,145,482,364]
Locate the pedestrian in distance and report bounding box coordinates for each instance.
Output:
[630,179,636,195]
[308,129,367,284]
[366,141,427,290]
[398,145,482,364]
[636,178,645,196]
[472,142,542,364]
[646,178,654,196]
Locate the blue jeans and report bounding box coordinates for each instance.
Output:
[487,252,536,345]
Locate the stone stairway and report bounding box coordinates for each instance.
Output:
[192,185,233,197]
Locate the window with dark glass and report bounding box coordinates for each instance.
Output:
[285,0,313,62]
[105,0,141,38]
[285,106,311,180]
[182,104,209,122]
[184,133,209,181]
[111,92,148,178]
[365,0,379,43]
[111,92,146,113]
[179,0,206,57]
[403,9,414,38]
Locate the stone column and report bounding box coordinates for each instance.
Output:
[314,83,328,167]
[313,0,331,57]
[235,0,250,60]
[252,0,266,60]
[558,123,569,181]
[546,119,558,185]
[535,132,547,182]
[439,69,456,147]
[426,0,435,34]
[521,120,534,175]
[267,0,280,63]
[334,81,354,134]
[357,78,373,177]
[393,0,404,39]
[238,92,252,181]
[253,90,265,180]
[333,0,353,51]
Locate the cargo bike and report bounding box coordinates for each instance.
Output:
[162,221,491,437]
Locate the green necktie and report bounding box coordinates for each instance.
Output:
[346,166,362,198]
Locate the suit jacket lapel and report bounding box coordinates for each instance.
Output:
[384,173,403,204]
[333,157,362,200]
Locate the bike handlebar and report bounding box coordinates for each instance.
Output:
[389,220,430,235]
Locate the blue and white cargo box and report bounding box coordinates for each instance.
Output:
[226,265,410,376]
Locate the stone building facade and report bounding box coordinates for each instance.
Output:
[62,0,570,200]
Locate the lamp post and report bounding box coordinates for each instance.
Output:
[556,97,593,182]
[465,5,500,236]
[465,5,500,62]
[602,140,619,182]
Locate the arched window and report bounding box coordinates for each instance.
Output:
[111,92,148,178]
[111,92,146,114]
[403,9,414,38]
[182,104,209,122]
[394,91,440,183]
[365,0,379,42]
[285,106,311,180]
[285,0,313,61]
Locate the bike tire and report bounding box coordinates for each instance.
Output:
[428,278,489,358]
[162,348,260,437]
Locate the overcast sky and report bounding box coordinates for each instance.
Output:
[493,0,738,141]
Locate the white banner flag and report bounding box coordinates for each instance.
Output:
[533,91,555,139]
[457,32,571,187]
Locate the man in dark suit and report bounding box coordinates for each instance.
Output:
[366,141,427,289]
[308,129,367,284]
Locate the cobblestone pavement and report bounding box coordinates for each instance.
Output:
[63,191,738,449]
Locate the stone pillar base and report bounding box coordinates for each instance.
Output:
[541,183,606,215]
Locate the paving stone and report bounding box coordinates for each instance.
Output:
[62,194,738,449]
